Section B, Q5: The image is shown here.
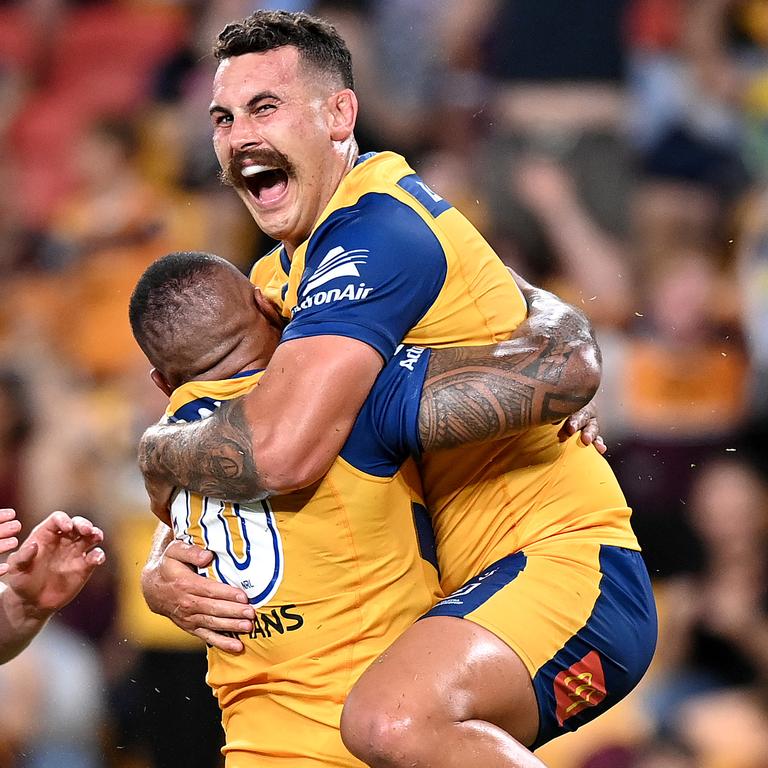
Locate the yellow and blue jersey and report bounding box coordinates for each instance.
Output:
[250,150,639,595]
[165,345,440,767]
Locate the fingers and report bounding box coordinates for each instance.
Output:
[170,592,255,644]
[557,417,579,442]
[0,530,19,556]
[0,508,22,556]
[171,580,255,619]
[178,604,255,635]
[194,628,245,654]
[41,513,103,545]
[164,540,216,570]
[84,547,107,568]
[577,421,608,454]
[0,563,7,577]
[185,578,251,606]
[70,516,101,539]
[72,524,105,552]
[9,539,38,571]
[578,419,599,445]
[45,510,74,535]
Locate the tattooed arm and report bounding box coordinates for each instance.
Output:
[138,278,600,516]
[137,336,382,517]
[418,277,601,451]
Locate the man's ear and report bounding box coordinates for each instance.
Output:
[327,88,358,142]
[254,286,287,330]
[150,368,174,397]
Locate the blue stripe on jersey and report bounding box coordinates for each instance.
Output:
[339,344,431,477]
[531,547,657,748]
[412,501,439,575]
[279,245,290,275]
[397,174,452,218]
[423,552,528,617]
[167,372,261,422]
[355,151,379,166]
[280,192,448,359]
[231,368,263,379]
[170,397,221,423]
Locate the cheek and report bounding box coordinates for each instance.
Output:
[212,134,230,166]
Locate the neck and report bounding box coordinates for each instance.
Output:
[283,139,359,260]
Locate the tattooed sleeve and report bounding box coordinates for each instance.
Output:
[138,398,268,502]
[418,285,601,451]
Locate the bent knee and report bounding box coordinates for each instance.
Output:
[341,689,429,767]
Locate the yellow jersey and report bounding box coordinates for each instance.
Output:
[165,345,440,766]
[251,150,638,595]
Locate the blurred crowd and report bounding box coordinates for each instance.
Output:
[0,0,767,766]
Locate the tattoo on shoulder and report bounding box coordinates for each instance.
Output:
[152,399,263,500]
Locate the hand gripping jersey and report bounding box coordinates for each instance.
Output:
[250,151,640,595]
[165,346,440,767]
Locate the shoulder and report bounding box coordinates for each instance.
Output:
[304,193,447,283]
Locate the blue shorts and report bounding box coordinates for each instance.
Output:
[423,542,657,748]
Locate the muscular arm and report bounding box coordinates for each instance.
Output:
[138,335,383,509]
[418,277,601,451]
[138,273,598,513]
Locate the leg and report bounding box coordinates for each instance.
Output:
[341,544,657,768]
[340,615,546,768]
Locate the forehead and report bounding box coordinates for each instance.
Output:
[211,47,306,105]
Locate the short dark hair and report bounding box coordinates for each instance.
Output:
[213,9,354,90]
[129,251,227,366]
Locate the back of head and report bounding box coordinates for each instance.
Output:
[129,251,235,384]
[213,9,354,90]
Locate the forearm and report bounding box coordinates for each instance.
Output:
[139,397,270,503]
[0,583,49,664]
[419,284,600,451]
[141,522,174,617]
[143,522,174,578]
[139,336,382,502]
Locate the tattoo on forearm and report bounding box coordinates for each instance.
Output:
[141,398,265,501]
[419,289,599,451]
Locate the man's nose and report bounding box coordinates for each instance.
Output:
[229,114,262,151]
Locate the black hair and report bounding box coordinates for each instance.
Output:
[214,9,354,90]
[129,251,229,364]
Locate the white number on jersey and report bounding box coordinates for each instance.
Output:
[171,490,284,607]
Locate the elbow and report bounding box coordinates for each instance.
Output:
[255,443,332,496]
[568,340,602,406]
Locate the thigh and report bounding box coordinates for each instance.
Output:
[346,607,541,746]
[425,542,658,748]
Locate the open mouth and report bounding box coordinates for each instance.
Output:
[241,165,290,205]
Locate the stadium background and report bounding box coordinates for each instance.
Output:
[0,0,767,766]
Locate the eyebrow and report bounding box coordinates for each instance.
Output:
[209,91,281,115]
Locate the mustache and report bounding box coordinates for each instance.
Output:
[220,148,294,187]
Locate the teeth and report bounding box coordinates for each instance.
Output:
[241,164,276,178]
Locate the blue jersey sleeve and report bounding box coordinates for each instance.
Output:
[339,345,431,477]
[280,193,448,359]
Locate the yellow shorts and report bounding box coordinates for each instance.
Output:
[423,539,657,748]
